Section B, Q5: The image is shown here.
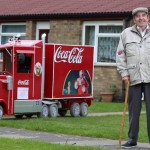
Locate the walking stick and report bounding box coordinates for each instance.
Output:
[119,81,130,147]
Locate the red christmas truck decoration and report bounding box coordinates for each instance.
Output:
[0,35,94,119]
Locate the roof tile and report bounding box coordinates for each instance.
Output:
[0,0,149,16]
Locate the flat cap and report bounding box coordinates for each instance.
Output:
[132,7,148,16]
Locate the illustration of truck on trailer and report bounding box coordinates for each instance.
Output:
[0,34,94,119]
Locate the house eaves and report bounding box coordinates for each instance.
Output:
[0,12,132,21]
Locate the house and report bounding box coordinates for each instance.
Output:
[0,0,149,100]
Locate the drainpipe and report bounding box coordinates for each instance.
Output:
[41,33,46,99]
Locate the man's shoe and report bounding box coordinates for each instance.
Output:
[121,141,137,149]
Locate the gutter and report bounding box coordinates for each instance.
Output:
[0,12,132,20]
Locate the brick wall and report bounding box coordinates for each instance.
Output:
[50,20,82,45]
[93,66,122,101]
[26,21,36,40]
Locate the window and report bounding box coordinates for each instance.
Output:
[0,49,12,74]
[83,21,123,66]
[85,26,95,45]
[17,53,32,73]
[0,23,26,44]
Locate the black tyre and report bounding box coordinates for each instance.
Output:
[49,104,58,118]
[80,102,88,117]
[58,109,67,117]
[15,115,23,119]
[70,102,80,117]
[0,105,3,120]
[25,114,33,118]
[37,104,49,118]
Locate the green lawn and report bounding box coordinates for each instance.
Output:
[0,138,103,150]
[89,101,124,113]
[0,101,148,144]
[89,101,146,113]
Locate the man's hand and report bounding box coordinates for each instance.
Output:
[122,76,130,84]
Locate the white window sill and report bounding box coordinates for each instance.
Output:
[94,63,117,67]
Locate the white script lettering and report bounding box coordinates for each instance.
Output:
[54,46,83,64]
[18,80,29,85]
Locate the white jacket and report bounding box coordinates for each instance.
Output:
[116,24,150,86]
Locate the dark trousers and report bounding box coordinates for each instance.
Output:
[128,83,150,143]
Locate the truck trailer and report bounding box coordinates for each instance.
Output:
[0,35,94,119]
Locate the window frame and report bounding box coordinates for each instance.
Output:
[0,22,26,44]
[17,52,33,73]
[36,22,50,40]
[82,21,123,66]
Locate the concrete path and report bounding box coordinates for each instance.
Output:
[0,127,149,150]
[88,111,146,117]
[0,112,149,150]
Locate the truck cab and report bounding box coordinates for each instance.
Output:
[0,39,43,119]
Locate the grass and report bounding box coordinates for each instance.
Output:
[0,138,103,150]
[0,101,148,145]
[89,101,124,113]
[89,101,146,113]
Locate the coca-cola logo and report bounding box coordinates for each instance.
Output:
[54,46,84,64]
[18,80,29,85]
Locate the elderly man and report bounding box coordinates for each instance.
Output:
[116,7,150,148]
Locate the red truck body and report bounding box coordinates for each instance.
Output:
[0,38,94,119]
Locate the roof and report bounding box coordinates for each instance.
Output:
[0,0,150,19]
